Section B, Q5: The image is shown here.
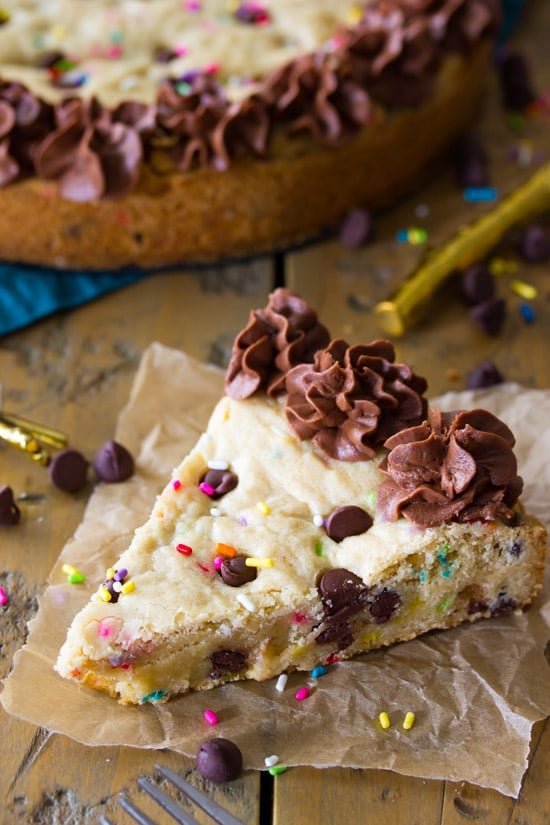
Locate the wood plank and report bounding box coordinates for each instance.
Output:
[0,265,272,824]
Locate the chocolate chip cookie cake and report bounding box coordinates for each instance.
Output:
[56,289,546,704]
[0,0,500,268]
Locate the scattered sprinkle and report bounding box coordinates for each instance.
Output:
[510,279,537,300]
[176,543,193,555]
[315,541,324,557]
[311,665,328,679]
[275,673,288,692]
[203,709,219,726]
[379,711,391,730]
[215,542,237,557]
[237,593,256,612]
[172,479,182,490]
[312,514,324,527]
[256,501,271,515]
[62,564,85,584]
[210,507,222,517]
[208,459,229,471]
[408,227,428,245]
[121,580,135,595]
[0,586,8,606]
[519,303,535,324]
[213,556,224,570]
[295,686,310,701]
[402,711,416,730]
[463,187,498,202]
[245,557,273,569]
[268,764,288,776]
[264,754,279,768]
[200,481,215,496]
[488,257,517,276]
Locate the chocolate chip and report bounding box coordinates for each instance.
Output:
[507,540,523,557]
[491,595,517,615]
[339,209,372,248]
[466,359,504,390]
[200,469,238,499]
[452,134,489,188]
[368,588,401,623]
[196,738,243,783]
[497,51,537,111]
[0,485,21,526]
[93,440,134,483]
[468,598,489,615]
[48,448,89,492]
[210,649,247,679]
[318,568,369,616]
[469,297,506,336]
[219,556,257,587]
[460,264,495,305]
[315,621,353,646]
[519,224,550,263]
[325,506,373,543]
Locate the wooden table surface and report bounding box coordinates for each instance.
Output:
[1,3,550,823]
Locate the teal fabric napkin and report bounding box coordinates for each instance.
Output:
[0,267,149,337]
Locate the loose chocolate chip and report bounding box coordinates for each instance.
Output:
[200,469,238,499]
[48,448,89,492]
[318,568,369,616]
[466,359,504,390]
[339,208,372,248]
[196,738,243,783]
[325,506,373,543]
[519,224,550,263]
[210,649,247,678]
[369,588,401,623]
[460,264,495,305]
[219,555,257,587]
[469,297,506,336]
[497,52,537,111]
[0,485,21,526]
[93,440,134,483]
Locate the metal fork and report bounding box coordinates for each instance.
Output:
[99,764,245,825]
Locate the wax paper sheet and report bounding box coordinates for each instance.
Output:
[2,342,550,798]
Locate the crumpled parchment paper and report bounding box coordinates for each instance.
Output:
[2,342,549,798]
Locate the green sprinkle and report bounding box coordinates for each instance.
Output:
[68,572,85,584]
[176,81,191,95]
[315,542,324,557]
[418,571,427,584]
[269,764,288,776]
[436,597,453,614]
[366,491,377,508]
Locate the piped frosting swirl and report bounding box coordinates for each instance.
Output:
[377,408,523,526]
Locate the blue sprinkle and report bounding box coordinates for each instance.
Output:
[519,303,535,324]
[419,571,427,583]
[396,229,409,243]
[463,187,499,203]
[311,665,328,679]
[139,689,168,704]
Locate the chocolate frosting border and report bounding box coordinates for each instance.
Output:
[0,0,500,201]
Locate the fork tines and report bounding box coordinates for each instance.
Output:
[112,764,245,825]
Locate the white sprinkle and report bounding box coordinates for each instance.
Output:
[210,507,222,517]
[270,425,287,438]
[119,75,139,91]
[264,754,280,768]
[208,459,229,470]
[237,594,256,612]
[112,581,122,593]
[275,673,288,692]
[414,203,430,218]
[312,514,324,527]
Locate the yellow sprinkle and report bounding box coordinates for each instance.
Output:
[245,557,274,569]
[379,711,391,730]
[510,279,537,300]
[106,567,116,579]
[345,6,363,24]
[402,711,416,730]
[100,588,112,602]
[62,564,78,576]
[52,24,66,41]
[121,580,135,594]
[257,501,271,515]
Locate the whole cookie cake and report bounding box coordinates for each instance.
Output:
[56,289,547,704]
[0,0,500,269]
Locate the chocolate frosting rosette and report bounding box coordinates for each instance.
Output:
[284,338,428,461]
[377,408,524,526]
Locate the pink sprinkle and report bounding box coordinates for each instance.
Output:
[295,687,310,701]
[0,587,8,606]
[203,709,219,726]
[172,479,182,490]
[199,481,215,496]
[326,653,340,664]
[197,562,210,574]
[107,45,123,59]
[213,556,224,570]
[173,44,189,56]
[98,620,112,638]
[293,612,309,624]
[176,543,193,555]
[204,62,220,75]
[185,0,201,9]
